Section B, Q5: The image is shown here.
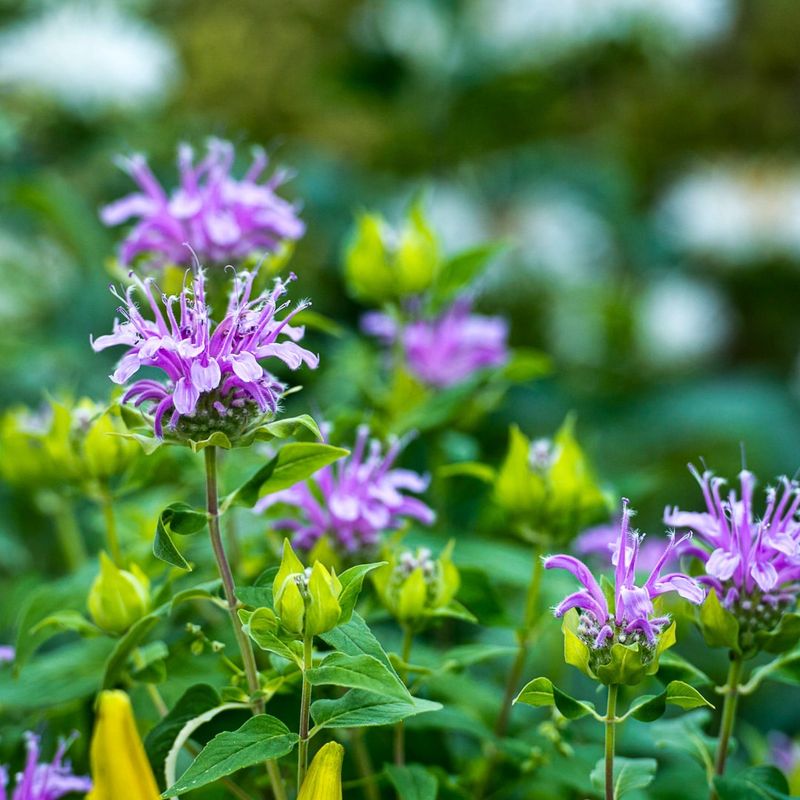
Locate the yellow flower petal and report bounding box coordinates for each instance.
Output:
[298,742,344,800]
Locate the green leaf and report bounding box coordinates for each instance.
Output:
[170,581,222,612]
[336,562,385,624]
[102,612,163,689]
[656,651,712,687]
[307,652,412,702]
[428,601,478,624]
[385,764,438,800]
[30,610,100,638]
[251,414,323,443]
[590,757,657,799]
[438,461,497,483]
[500,348,552,383]
[666,680,714,710]
[513,677,598,720]
[627,692,667,722]
[162,715,299,797]
[713,766,792,800]
[154,503,208,571]
[222,443,348,510]
[699,589,740,652]
[145,684,221,788]
[240,608,300,664]
[433,242,505,302]
[319,613,396,673]
[755,612,800,655]
[311,691,441,730]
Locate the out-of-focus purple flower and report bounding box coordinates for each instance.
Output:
[575,519,691,574]
[665,466,800,617]
[101,139,305,269]
[92,267,318,439]
[545,499,704,649]
[770,732,800,783]
[0,646,14,664]
[0,732,91,800]
[256,425,435,553]
[362,297,509,388]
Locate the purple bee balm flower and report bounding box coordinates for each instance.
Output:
[100,139,305,269]
[575,519,691,574]
[545,499,704,650]
[92,266,318,440]
[362,297,509,388]
[665,465,800,619]
[255,425,435,553]
[770,732,800,782]
[0,646,13,664]
[0,732,91,800]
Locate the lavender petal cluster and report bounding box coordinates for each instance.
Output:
[362,297,509,389]
[101,139,305,269]
[92,267,318,439]
[665,465,800,625]
[256,425,435,553]
[546,499,704,650]
[0,732,91,800]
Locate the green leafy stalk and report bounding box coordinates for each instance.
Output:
[710,652,744,800]
[605,684,619,800]
[297,634,314,786]
[393,625,415,767]
[100,482,122,566]
[204,446,287,800]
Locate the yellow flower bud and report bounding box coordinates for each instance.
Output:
[298,742,344,800]
[88,552,150,635]
[87,690,160,800]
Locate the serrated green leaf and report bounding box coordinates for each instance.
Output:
[513,676,597,720]
[163,715,298,797]
[222,443,348,510]
[252,414,323,443]
[154,503,208,571]
[311,691,441,729]
[385,764,438,800]
[590,757,657,799]
[240,607,300,663]
[307,652,411,702]
[319,613,396,673]
[713,766,792,799]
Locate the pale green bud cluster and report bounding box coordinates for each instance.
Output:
[87,552,150,635]
[343,201,440,304]
[0,397,137,491]
[372,542,460,626]
[493,415,609,545]
[272,540,343,638]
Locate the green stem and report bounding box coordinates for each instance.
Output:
[605,684,619,800]
[710,652,744,800]
[100,484,122,565]
[204,447,287,800]
[50,497,86,571]
[393,626,414,768]
[297,635,314,788]
[350,729,380,800]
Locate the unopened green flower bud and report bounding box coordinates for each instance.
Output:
[272,540,343,638]
[373,541,460,626]
[79,401,138,482]
[88,552,150,635]
[343,201,440,304]
[494,415,608,545]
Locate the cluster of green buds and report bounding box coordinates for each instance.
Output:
[343,200,440,304]
[273,540,344,638]
[87,552,151,635]
[0,397,137,492]
[372,542,462,628]
[493,415,608,545]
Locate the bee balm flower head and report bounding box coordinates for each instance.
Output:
[92,266,318,442]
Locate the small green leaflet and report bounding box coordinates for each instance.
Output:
[154,502,207,571]
[590,757,657,799]
[307,652,412,702]
[513,677,598,720]
[385,764,438,800]
[310,690,441,730]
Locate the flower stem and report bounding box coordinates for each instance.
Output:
[393,625,414,767]
[710,651,744,800]
[100,484,122,566]
[297,634,314,788]
[204,446,287,800]
[350,729,380,800]
[605,683,619,800]
[49,496,86,571]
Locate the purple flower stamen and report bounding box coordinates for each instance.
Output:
[101,139,305,269]
[92,266,318,439]
[255,425,435,554]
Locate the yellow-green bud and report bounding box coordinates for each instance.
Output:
[343,201,440,304]
[272,540,342,638]
[298,741,344,800]
[494,415,608,545]
[79,401,138,481]
[373,541,460,626]
[88,552,150,635]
